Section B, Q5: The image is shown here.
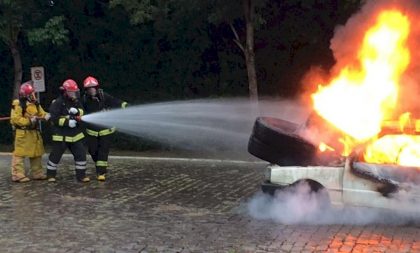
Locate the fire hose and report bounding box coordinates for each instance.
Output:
[0,116,82,122]
[0,116,48,121]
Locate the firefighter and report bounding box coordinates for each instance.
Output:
[10,81,50,182]
[46,79,90,182]
[82,76,128,181]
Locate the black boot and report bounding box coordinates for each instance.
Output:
[75,169,90,183]
[46,169,57,182]
[96,166,107,181]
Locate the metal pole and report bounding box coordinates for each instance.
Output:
[37,91,42,132]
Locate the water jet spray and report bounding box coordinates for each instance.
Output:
[81,98,309,156]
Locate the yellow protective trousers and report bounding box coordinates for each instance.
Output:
[11,155,44,181]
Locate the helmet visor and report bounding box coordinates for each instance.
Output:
[66,90,80,100]
[86,87,97,96]
[27,93,37,103]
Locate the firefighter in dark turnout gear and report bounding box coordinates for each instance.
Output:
[46,79,90,182]
[82,76,128,181]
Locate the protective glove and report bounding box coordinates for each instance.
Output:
[69,107,78,115]
[68,119,77,128]
[30,116,38,125]
[44,113,51,121]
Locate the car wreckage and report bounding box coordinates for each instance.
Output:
[248,116,420,213]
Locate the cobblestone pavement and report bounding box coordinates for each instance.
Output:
[0,154,419,253]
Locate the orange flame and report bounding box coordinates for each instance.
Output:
[311,10,419,167]
[363,135,420,167]
[364,113,420,167]
[319,142,335,152]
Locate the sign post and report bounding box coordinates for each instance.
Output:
[31,66,45,93]
[31,66,46,132]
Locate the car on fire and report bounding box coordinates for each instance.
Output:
[248,117,420,213]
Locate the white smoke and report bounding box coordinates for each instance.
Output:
[247,181,420,225]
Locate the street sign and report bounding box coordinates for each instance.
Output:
[31,66,46,92]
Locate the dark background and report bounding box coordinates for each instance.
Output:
[0,0,362,151]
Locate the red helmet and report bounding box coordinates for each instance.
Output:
[83,76,99,89]
[62,79,79,91]
[61,79,79,101]
[19,81,35,96]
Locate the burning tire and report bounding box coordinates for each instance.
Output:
[248,117,317,166]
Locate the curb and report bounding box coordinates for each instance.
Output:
[0,152,266,165]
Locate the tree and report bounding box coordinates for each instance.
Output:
[110,0,267,101]
[243,0,258,102]
[204,0,269,102]
[0,0,68,98]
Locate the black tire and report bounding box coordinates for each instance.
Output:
[261,179,331,214]
[248,117,317,166]
[261,181,286,195]
[248,134,307,166]
[286,179,331,211]
[254,117,299,135]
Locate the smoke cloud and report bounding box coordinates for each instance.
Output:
[247,181,420,225]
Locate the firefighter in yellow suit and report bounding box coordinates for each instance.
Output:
[10,81,50,182]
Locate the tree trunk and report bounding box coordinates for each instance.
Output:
[10,42,23,99]
[243,0,258,102]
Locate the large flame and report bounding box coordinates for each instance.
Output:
[364,114,420,167]
[311,10,419,167]
[363,135,420,167]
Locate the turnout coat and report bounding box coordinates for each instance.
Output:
[10,99,47,157]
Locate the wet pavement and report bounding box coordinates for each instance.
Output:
[0,153,419,253]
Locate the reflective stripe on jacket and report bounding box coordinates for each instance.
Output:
[49,96,85,142]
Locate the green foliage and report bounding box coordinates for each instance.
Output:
[0,0,24,45]
[0,0,70,102]
[0,0,68,46]
[206,0,267,26]
[27,16,69,46]
[110,0,168,24]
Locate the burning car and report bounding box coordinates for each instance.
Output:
[248,117,420,212]
[248,8,420,213]
[248,116,420,213]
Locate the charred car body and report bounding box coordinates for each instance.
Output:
[248,116,420,213]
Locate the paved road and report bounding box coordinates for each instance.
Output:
[0,154,419,253]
